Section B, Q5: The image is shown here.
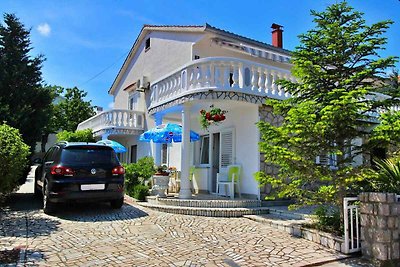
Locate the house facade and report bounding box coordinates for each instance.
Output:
[77,23,295,200]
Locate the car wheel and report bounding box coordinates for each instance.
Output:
[110,198,124,209]
[43,181,55,214]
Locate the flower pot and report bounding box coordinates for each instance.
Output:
[152,175,170,197]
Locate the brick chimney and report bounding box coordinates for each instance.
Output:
[271,23,283,48]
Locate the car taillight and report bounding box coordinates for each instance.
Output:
[112,166,125,175]
[51,166,74,176]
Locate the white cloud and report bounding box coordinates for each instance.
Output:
[37,23,51,37]
[108,102,114,109]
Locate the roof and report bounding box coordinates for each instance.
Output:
[109,23,292,95]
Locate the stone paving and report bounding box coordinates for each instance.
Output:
[0,172,348,266]
[1,200,347,266]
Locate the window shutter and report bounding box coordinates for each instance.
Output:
[316,155,329,165]
[220,129,235,169]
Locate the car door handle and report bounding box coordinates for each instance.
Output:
[45,161,54,166]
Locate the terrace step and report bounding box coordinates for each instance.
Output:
[137,202,269,217]
[146,195,261,208]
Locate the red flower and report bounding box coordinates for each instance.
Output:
[213,114,220,121]
[206,112,211,120]
[220,114,225,121]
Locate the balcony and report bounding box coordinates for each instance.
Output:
[77,109,145,137]
[149,57,294,112]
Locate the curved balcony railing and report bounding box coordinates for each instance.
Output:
[149,57,294,109]
[77,109,144,135]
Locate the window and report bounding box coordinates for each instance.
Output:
[145,38,151,50]
[129,92,139,110]
[200,135,210,164]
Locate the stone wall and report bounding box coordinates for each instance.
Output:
[258,105,283,197]
[360,192,400,266]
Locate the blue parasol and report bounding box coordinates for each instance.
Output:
[96,140,127,153]
[139,123,200,143]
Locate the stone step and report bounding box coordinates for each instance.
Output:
[137,202,270,217]
[146,196,261,208]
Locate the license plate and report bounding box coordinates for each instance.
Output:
[81,184,105,191]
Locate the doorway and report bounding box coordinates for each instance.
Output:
[211,133,220,193]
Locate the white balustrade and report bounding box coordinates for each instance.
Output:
[77,109,145,134]
[149,57,293,109]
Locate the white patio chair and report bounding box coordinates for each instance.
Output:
[216,165,241,199]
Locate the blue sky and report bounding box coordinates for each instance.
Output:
[1,0,399,109]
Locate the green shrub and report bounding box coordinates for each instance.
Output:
[0,123,30,198]
[371,158,400,193]
[123,156,155,198]
[313,205,342,236]
[56,129,95,142]
[131,184,150,201]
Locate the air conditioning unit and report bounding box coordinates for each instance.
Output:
[136,76,149,92]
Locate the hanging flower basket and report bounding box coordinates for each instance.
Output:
[199,105,227,130]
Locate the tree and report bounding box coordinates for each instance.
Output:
[255,2,398,211]
[369,70,400,151]
[56,87,95,132]
[0,13,53,151]
[0,123,30,199]
[56,129,95,143]
[39,86,95,152]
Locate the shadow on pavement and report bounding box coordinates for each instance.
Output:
[0,193,61,238]
[54,202,149,222]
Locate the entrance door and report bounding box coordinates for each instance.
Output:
[210,133,220,193]
[130,145,137,163]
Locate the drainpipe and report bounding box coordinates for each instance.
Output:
[179,102,192,199]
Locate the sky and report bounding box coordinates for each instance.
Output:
[1,0,399,110]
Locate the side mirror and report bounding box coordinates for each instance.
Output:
[33,158,43,164]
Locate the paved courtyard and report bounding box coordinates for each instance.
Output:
[0,174,347,266]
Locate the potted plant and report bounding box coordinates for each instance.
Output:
[152,164,170,197]
[199,105,228,130]
[155,165,169,176]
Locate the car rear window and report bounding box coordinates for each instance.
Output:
[61,146,119,165]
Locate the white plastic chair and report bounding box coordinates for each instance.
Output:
[216,165,241,199]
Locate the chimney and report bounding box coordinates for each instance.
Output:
[271,23,283,48]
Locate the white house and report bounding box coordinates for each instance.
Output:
[77,23,295,200]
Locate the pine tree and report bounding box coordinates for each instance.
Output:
[256,2,398,211]
[0,13,53,151]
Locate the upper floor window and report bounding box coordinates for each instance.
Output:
[129,92,139,111]
[145,38,151,51]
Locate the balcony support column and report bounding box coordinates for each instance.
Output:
[179,102,192,199]
[154,113,163,166]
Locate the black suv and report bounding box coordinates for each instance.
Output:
[34,142,125,214]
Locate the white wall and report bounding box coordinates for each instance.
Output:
[162,100,260,197]
[113,31,204,110]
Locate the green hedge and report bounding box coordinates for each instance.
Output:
[0,123,30,198]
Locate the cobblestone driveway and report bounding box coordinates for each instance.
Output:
[1,197,346,267]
